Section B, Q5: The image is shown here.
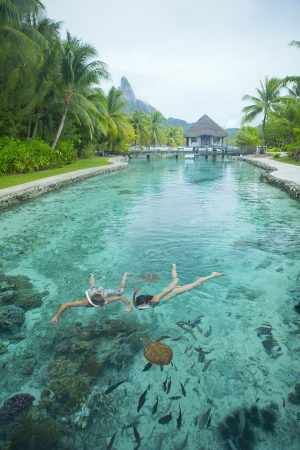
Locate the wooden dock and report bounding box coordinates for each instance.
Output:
[128,147,256,159]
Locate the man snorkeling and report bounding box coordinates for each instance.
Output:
[130,263,223,310]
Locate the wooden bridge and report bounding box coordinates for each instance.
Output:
[128,147,256,159]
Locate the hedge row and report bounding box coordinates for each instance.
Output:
[0,137,77,175]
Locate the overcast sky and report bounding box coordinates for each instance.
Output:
[43,0,299,128]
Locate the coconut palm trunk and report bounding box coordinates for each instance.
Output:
[51,103,69,149]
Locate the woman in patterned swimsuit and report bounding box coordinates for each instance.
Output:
[50,272,132,324]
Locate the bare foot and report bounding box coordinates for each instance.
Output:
[124,272,135,277]
[51,316,59,324]
[172,263,176,268]
[212,272,224,277]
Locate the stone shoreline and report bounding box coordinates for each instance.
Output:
[242,155,300,201]
[0,156,128,211]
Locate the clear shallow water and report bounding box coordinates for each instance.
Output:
[0,158,300,449]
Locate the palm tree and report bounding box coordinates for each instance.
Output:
[235,126,261,148]
[165,126,184,148]
[148,111,164,146]
[104,87,134,153]
[130,110,148,148]
[27,17,62,138]
[242,76,281,147]
[272,98,300,158]
[51,32,109,149]
[0,0,46,64]
[281,41,300,87]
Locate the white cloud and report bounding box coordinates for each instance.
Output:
[43,0,300,127]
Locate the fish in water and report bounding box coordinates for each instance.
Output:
[163,376,169,392]
[177,405,182,429]
[156,335,171,341]
[202,359,215,372]
[158,413,172,424]
[203,325,212,337]
[187,315,204,328]
[106,431,117,450]
[166,379,172,394]
[207,414,212,428]
[104,380,127,395]
[180,382,186,397]
[194,347,210,363]
[176,432,189,450]
[197,407,212,430]
[184,343,192,354]
[137,384,151,412]
[176,321,197,339]
[170,396,182,400]
[142,362,153,372]
[132,423,141,448]
[152,396,159,415]
[172,336,183,342]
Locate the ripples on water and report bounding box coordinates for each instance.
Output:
[0,158,300,449]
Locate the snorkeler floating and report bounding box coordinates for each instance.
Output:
[130,263,223,310]
[50,272,133,324]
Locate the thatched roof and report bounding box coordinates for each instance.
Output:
[185,114,227,138]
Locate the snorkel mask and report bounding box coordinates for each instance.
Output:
[133,288,151,309]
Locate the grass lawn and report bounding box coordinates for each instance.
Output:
[0,157,112,189]
[273,155,300,166]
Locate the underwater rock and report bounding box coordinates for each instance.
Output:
[2,411,63,450]
[118,189,133,194]
[47,356,92,411]
[0,273,46,311]
[294,303,300,314]
[0,340,7,353]
[288,381,300,404]
[0,393,35,420]
[73,404,91,429]
[0,305,25,334]
[218,403,278,450]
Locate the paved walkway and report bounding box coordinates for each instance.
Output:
[243,155,300,200]
[0,156,128,211]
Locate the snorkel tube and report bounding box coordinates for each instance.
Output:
[133,287,141,304]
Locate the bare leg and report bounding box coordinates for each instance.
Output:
[120,272,134,289]
[171,263,178,282]
[89,272,96,288]
[172,272,223,296]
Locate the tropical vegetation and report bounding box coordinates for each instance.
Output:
[240,40,300,162]
[0,0,184,176]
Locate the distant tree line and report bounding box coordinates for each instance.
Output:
[236,41,300,160]
[0,0,184,174]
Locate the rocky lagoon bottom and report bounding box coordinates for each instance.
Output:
[0,158,300,450]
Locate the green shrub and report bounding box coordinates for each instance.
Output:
[80,143,96,159]
[0,137,76,175]
[282,144,292,152]
[268,147,281,153]
[55,140,77,165]
[273,153,281,159]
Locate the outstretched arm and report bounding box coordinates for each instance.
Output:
[51,298,88,324]
[105,295,132,312]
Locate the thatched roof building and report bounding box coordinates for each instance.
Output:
[185,114,227,147]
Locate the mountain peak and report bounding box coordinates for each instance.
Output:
[120,77,136,103]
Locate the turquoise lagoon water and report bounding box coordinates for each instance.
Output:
[0,158,300,449]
